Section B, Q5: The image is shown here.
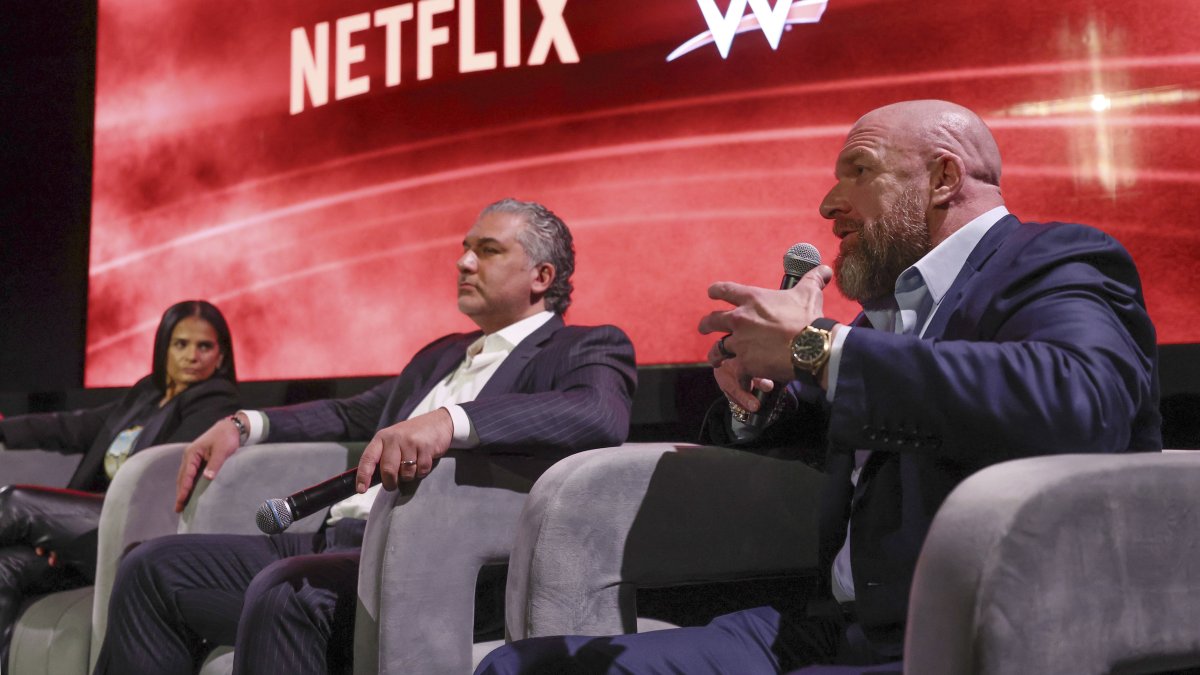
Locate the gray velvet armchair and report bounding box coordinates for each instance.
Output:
[905,450,1200,675]
[505,442,826,641]
[499,446,1200,674]
[1,446,89,674]
[354,449,558,675]
[0,446,84,487]
[7,441,363,675]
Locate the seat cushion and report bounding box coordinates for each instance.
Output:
[9,586,93,675]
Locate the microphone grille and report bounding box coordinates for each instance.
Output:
[256,498,293,535]
[783,242,821,277]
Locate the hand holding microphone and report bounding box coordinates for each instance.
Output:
[257,466,381,534]
[746,243,822,427]
[256,409,455,534]
[699,242,832,420]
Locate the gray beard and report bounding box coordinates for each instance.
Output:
[834,189,932,304]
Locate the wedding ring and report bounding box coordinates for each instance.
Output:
[717,335,736,359]
[401,460,417,466]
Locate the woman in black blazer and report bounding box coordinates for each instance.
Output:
[0,300,240,672]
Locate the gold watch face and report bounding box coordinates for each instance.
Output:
[791,327,829,373]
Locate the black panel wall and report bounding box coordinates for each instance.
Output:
[0,0,97,392]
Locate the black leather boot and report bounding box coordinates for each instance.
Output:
[0,485,104,582]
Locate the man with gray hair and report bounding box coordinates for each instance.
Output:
[95,198,638,675]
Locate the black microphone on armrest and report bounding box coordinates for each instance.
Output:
[255,467,381,534]
[745,242,822,428]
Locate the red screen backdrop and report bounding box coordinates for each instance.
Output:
[87,0,1200,385]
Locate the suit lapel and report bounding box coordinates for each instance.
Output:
[923,214,1020,338]
[855,216,1022,480]
[478,314,563,398]
[135,399,172,451]
[385,334,477,423]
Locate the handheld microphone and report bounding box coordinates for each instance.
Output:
[256,467,381,534]
[745,242,822,428]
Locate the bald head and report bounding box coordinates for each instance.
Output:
[855,99,1002,187]
[820,100,1006,299]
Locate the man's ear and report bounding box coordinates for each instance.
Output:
[531,262,555,295]
[929,152,965,207]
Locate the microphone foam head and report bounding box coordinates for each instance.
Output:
[783,243,822,277]
[256,498,293,535]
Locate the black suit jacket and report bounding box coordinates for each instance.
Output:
[0,376,240,491]
[263,315,637,456]
[707,217,1160,652]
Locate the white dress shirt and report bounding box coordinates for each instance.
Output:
[240,310,557,525]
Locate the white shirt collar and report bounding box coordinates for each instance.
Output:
[907,205,1009,305]
[473,310,556,355]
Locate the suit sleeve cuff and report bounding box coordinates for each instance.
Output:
[825,325,851,403]
[444,405,478,449]
[241,410,269,445]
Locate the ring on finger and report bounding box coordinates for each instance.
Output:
[401,459,417,466]
[717,334,736,359]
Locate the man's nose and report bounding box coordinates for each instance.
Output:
[457,251,477,272]
[819,184,847,220]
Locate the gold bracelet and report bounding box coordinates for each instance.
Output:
[728,399,752,424]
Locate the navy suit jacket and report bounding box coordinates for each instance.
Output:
[825,216,1160,648]
[710,216,1160,651]
[262,315,637,457]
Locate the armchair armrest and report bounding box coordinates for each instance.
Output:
[906,452,1200,675]
[180,441,366,535]
[88,441,365,670]
[354,450,556,675]
[90,443,189,669]
[0,448,83,487]
[505,443,826,641]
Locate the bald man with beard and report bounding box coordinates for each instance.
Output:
[474,100,1160,674]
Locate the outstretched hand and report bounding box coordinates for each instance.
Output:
[356,409,455,492]
[699,265,832,383]
[712,358,778,412]
[175,416,242,512]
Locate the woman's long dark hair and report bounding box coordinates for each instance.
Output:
[150,300,237,392]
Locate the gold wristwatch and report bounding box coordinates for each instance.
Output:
[790,318,838,379]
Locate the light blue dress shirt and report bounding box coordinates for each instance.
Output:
[829,205,1009,602]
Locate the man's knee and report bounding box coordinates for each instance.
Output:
[475,635,611,675]
[110,535,196,600]
[242,554,357,637]
[242,557,313,627]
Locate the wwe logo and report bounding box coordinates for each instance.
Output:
[667,0,829,61]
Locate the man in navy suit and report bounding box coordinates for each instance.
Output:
[94,198,637,675]
[475,100,1159,673]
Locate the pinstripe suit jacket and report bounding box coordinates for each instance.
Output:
[262,315,637,457]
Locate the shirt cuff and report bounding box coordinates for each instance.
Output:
[825,325,852,403]
[444,405,479,449]
[241,410,269,446]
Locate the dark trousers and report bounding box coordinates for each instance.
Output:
[92,520,365,675]
[474,605,903,675]
[0,485,102,675]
